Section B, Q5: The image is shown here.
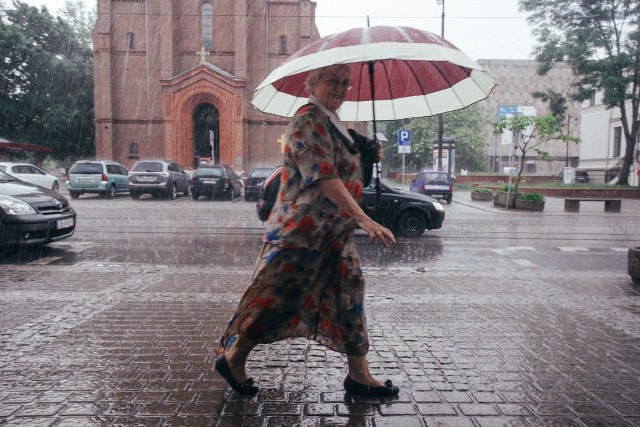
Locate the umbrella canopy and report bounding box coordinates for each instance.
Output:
[251,25,496,121]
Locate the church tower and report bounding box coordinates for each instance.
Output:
[92,0,319,170]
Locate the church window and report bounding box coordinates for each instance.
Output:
[127,32,134,50]
[279,35,287,54]
[202,2,213,50]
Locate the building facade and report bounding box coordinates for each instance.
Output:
[92,0,319,171]
[579,94,640,185]
[477,59,580,176]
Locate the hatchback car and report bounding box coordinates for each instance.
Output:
[128,160,190,199]
[409,170,453,204]
[0,162,59,190]
[244,167,275,201]
[66,160,129,199]
[256,167,445,237]
[190,165,242,200]
[0,170,76,248]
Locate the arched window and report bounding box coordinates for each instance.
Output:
[202,2,213,50]
[279,35,287,54]
[127,32,134,50]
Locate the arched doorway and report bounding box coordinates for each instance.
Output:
[193,103,219,168]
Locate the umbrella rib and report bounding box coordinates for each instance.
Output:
[378,60,397,120]
[431,62,473,110]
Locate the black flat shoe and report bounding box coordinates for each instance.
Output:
[215,354,259,395]
[343,375,399,397]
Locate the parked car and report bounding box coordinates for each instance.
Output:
[65,160,129,199]
[244,167,275,201]
[0,170,76,248]
[190,165,242,200]
[558,169,590,183]
[0,162,59,190]
[409,170,453,204]
[256,167,445,237]
[128,160,190,199]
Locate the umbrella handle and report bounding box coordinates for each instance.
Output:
[368,60,381,207]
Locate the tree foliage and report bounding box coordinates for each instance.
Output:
[377,105,491,175]
[0,0,95,160]
[519,0,640,185]
[493,114,579,193]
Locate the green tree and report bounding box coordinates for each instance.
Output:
[378,105,490,174]
[0,0,94,160]
[493,114,579,193]
[520,0,640,185]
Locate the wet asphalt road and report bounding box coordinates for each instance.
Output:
[2,187,640,426]
[2,187,637,273]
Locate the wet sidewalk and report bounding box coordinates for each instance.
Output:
[2,196,640,426]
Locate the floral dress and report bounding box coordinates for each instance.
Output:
[220,103,369,356]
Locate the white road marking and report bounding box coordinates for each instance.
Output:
[611,248,630,252]
[512,259,538,267]
[28,256,62,265]
[558,247,590,252]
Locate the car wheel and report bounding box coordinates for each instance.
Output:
[166,184,177,200]
[245,194,251,201]
[69,191,80,199]
[446,195,452,204]
[52,181,59,191]
[106,185,116,199]
[192,191,199,200]
[228,189,234,200]
[183,186,190,197]
[397,210,426,238]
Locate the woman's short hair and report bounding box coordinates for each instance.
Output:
[305,64,351,93]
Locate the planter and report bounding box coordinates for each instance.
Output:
[471,191,494,201]
[629,247,640,284]
[515,199,545,211]
[493,192,519,208]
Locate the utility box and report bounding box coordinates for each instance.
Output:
[563,167,575,184]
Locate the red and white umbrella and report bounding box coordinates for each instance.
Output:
[251,25,496,122]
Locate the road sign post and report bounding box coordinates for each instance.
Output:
[398,130,411,189]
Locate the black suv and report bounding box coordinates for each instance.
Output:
[245,167,275,201]
[190,165,242,200]
[256,167,445,237]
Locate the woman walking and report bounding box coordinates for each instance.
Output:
[215,63,399,397]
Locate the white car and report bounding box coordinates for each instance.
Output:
[0,162,60,190]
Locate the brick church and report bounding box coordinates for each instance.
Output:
[92,0,320,171]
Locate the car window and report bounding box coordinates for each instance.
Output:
[196,167,223,177]
[69,162,103,174]
[132,162,163,172]
[0,166,5,172]
[25,165,40,174]
[0,170,19,181]
[106,164,119,174]
[167,163,178,172]
[249,169,273,179]
[424,172,449,185]
[119,165,128,175]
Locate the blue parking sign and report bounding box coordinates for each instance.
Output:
[398,129,411,153]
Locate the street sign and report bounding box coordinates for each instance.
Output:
[398,129,411,154]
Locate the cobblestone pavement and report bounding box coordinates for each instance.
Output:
[1,196,640,426]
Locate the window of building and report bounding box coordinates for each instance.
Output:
[202,2,213,50]
[279,35,287,54]
[127,32,134,50]
[589,92,596,107]
[613,126,622,157]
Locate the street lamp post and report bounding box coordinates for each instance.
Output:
[436,0,445,172]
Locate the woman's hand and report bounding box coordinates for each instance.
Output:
[359,216,395,247]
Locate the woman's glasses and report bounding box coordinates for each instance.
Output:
[324,77,352,90]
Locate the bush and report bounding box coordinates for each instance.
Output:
[496,184,515,193]
[471,187,493,193]
[517,192,544,202]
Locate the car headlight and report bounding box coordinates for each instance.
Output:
[0,195,37,215]
[433,201,444,211]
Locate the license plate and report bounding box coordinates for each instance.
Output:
[424,185,447,190]
[138,176,156,181]
[201,179,217,184]
[56,218,74,230]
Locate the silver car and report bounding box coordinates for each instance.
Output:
[128,160,190,200]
